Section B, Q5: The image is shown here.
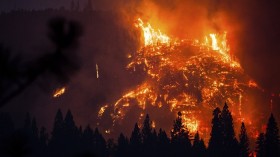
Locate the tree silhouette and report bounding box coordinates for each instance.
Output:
[208,107,223,157]
[264,114,280,157]
[170,112,191,157]
[81,125,95,153]
[221,103,238,157]
[239,122,249,157]
[193,131,206,157]
[129,123,142,157]
[116,133,129,157]
[39,127,48,147]
[93,128,107,157]
[49,109,65,156]
[0,17,83,107]
[256,133,265,157]
[157,128,170,157]
[142,114,152,144]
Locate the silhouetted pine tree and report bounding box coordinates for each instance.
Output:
[256,133,265,157]
[170,112,192,157]
[193,131,206,157]
[39,127,48,146]
[129,123,142,157]
[107,138,115,157]
[264,114,280,157]
[36,127,48,157]
[81,125,95,153]
[64,110,78,139]
[221,103,239,157]
[157,128,170,157]
[93,128,107,157]
[116,133,129,157]
[239,122,249,157]
[49,109,64,157]
[208,107,223,157]
[142,114,152,145]
[150,129,158,157]
[63,110,80,156]
[199,139,207,156]
[142,114,154,156]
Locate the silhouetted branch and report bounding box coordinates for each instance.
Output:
[0,17,83,107]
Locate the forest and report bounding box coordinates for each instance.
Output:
[0,1,280,157]
[0,103,279,157]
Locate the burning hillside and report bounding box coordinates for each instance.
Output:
[97,18,263,139]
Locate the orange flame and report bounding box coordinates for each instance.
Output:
[136,18,170,46]
[53,87,66,98]
[98,18,260,137]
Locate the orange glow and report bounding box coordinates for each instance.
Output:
[98,18,261,137]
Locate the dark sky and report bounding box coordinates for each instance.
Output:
[0,0,280,136]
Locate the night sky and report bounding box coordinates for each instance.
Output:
[0,0,280,137]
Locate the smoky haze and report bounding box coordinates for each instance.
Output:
[79,0,280,92]
[0,0,279,137]
[1,0,280,93]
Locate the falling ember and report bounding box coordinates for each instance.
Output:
[98,18,262,137]
[98,104,108,117]
[151,121,156,128]
[105,129,111,134]
[96,63,99,79]
[53,87,66,98]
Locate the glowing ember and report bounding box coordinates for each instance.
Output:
[98,104,108,117]
[53,87,66,98]
[98,18,261,137]
[96,63,99,79]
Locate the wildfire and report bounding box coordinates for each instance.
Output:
[98,18,261,137]
[136,18,170,46]
[53,87,66,98]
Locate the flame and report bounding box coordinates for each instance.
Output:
[53,87,66,98]
[136,18,170,46]
[98,104,108,117]
[98,18,261,137]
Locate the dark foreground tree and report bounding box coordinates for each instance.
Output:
[256,133,265,157]
[264,114,280,157]
[193,131,206,157]
[221,103,239,157]
[0,17,83,107]
[157,128,170,157]
[116,133,129,157]
[170,112,192,157]
[129,123,142,157]
[239,122,250,157]
[208,107,223,157]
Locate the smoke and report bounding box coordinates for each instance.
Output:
[1,0,279,135]
[108,0,280,93]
